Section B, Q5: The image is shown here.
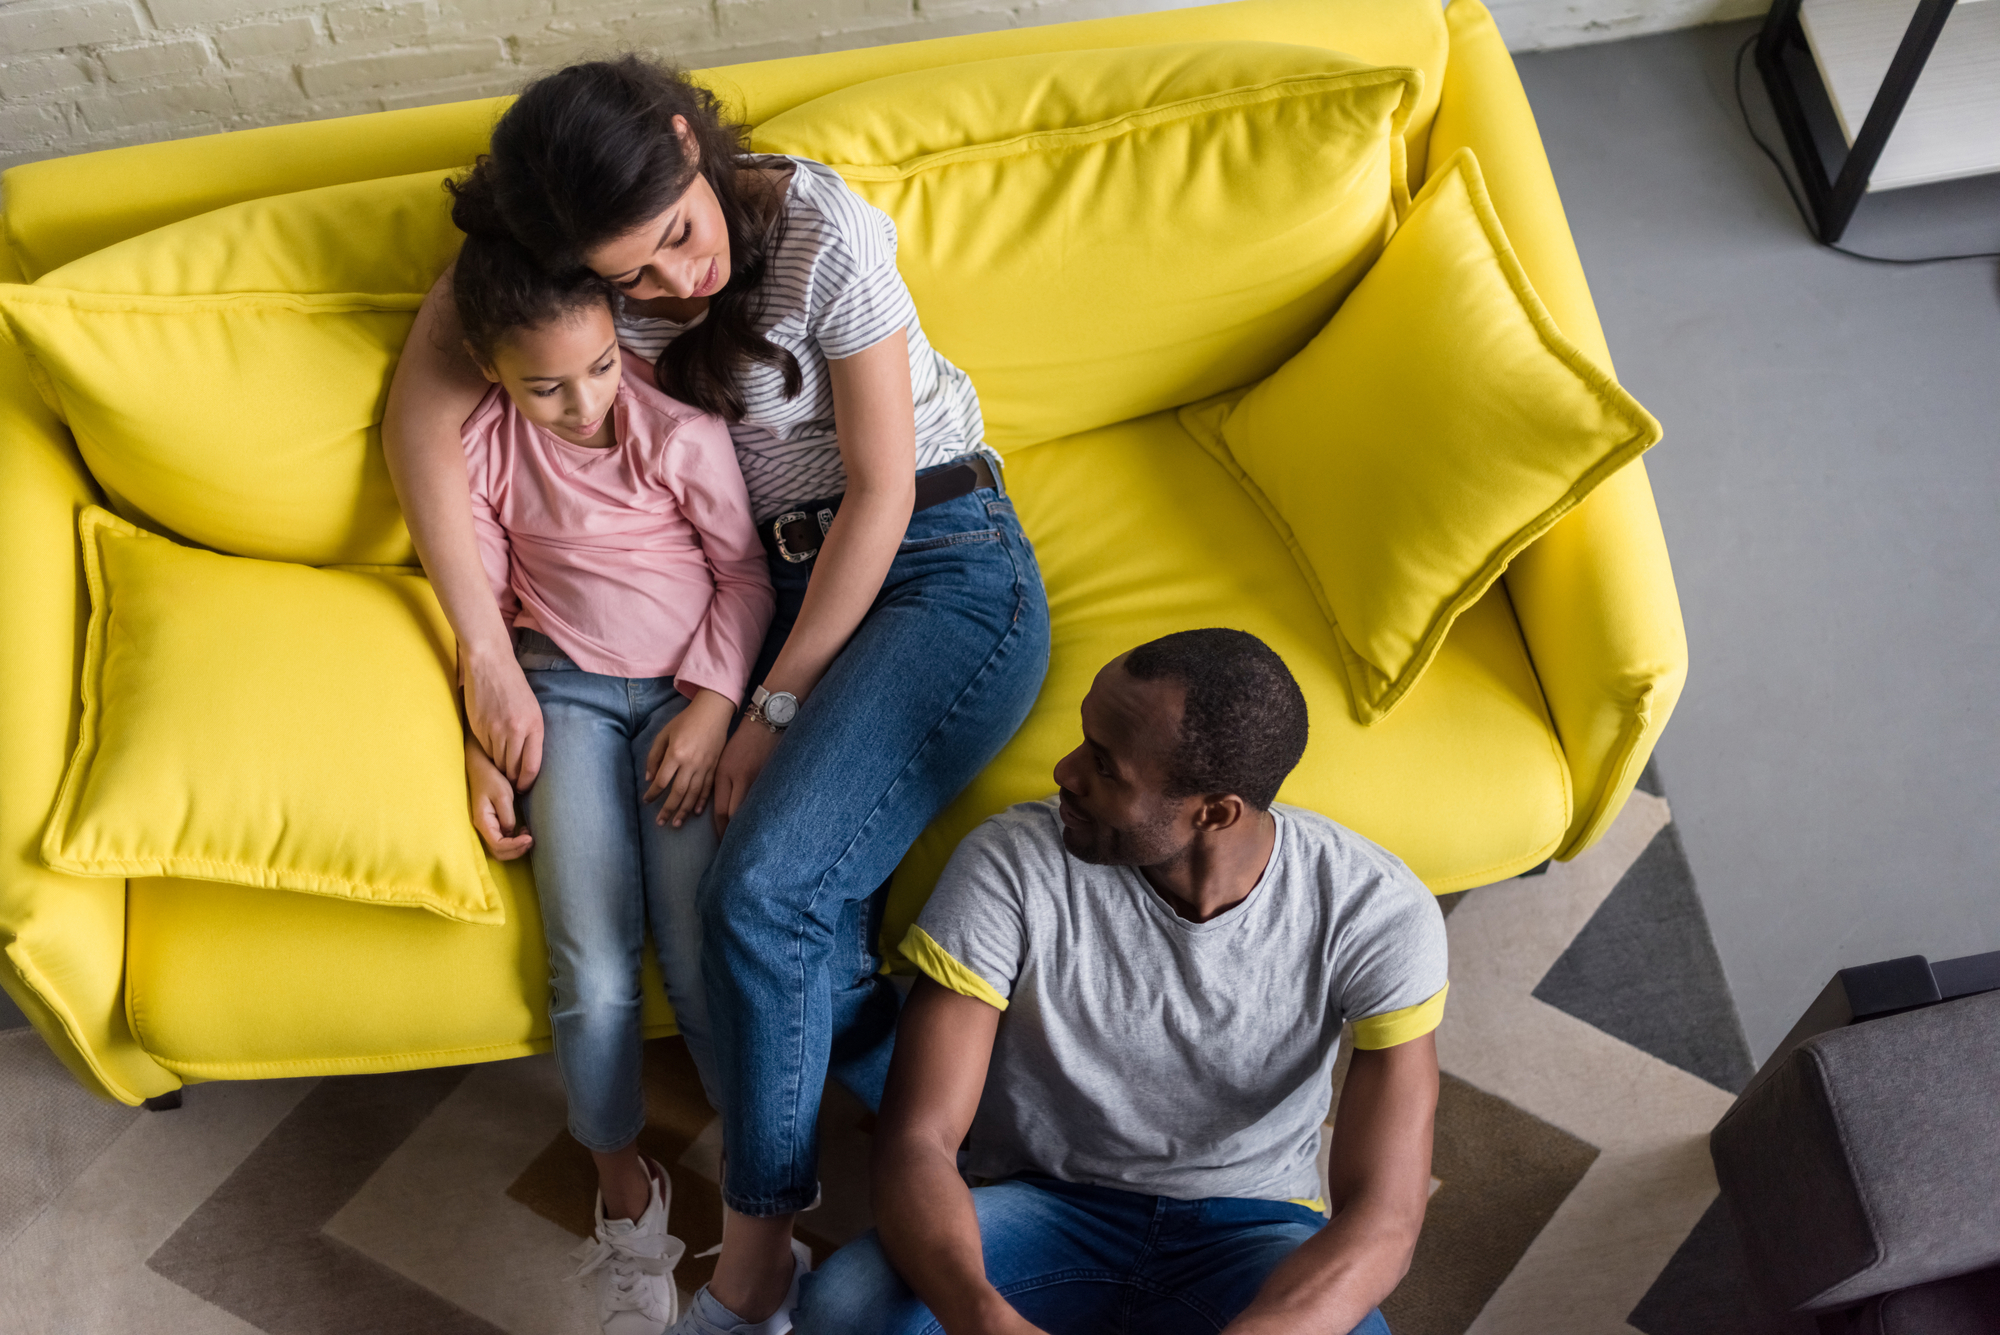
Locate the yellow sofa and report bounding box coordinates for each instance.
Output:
[0,0,1685,1105]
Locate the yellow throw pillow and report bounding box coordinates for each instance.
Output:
[42,507,503,925]
[1179,149,1662,724]
[754,41,1421,455]
[0,169,461,566]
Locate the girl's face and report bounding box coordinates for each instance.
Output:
[584,117,731,305]
[474,301,622,449]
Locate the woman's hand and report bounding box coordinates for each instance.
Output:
[711,718,781,838]
[645,689,737,828]
[463,641,546,789]
[465,736,533,860]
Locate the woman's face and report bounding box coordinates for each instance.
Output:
[474,301,622,449]
[585,118,731,304]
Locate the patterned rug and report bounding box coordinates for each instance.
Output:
[0,770,1808,1335]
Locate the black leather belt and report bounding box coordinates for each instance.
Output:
[760,455,998,564]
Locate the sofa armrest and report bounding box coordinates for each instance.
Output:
[1428,0,1688,859]
[0,320,177,1104]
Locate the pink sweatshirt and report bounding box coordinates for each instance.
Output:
[462,366,774,705]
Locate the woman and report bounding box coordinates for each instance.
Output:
[383,56,1051,1335]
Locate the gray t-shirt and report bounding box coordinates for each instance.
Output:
[906,797,1450,1205]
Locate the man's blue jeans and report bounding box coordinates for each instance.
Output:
[794,1175,1393,1335]
[518,634,720,1152]
[701,480,1051,1215]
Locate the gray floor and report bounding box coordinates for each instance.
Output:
[1515,21,2000,1061]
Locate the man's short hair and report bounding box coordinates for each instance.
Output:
[1123,629,1308,811]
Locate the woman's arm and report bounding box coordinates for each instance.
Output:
[710,329,916,829]
[767,328,915,700]
[383,271,548,788]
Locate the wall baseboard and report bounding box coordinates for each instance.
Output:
[1486,0,1769,52]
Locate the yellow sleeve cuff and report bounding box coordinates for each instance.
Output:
[1351,983,1448,1050]
[900,924,1010,1012]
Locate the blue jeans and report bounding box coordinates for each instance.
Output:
[795,1176,1392,1335]
[519,632,721,1152]
[701,477,1051,1215]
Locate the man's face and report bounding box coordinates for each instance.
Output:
[1051,658,1199,866]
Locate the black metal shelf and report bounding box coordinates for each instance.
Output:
[1755,0,1962,242]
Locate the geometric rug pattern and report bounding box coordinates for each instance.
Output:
[0,776,1803,1335]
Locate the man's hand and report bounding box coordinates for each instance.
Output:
[463,641,545,789]
[465,736,532,859]
[644,689,735,828]
[1220,1034,1438,1334]
[710,717,780,838]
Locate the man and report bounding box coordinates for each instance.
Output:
[794,628,1448,1335]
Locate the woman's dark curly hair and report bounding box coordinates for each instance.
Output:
[447,54,799,421]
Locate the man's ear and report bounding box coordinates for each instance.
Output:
[1191,794,1249,835]
[463,340,502,384]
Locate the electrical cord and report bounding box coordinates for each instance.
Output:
[1732,33,2000,265]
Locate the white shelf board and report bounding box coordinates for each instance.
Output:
[1799,0,2000,190]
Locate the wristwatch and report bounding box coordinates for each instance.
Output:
[747,685,800,734]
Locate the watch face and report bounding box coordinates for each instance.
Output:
[764,691,800,727]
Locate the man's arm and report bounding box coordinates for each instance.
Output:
[872,978,1049,1335]
[1223,1034,1439,1334]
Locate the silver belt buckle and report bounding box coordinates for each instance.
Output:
[772,508,836,564]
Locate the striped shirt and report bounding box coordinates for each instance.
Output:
[614,155,989,522]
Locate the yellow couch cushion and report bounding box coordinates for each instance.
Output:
[123,409,1567,1069]
[123,863,678,1079]
[0,170,461,566]
[1,0,1450,282]
[753,41,1420,455]
[884,406,1572,955]
[43,507,502,925]
[1178,149,1661,724]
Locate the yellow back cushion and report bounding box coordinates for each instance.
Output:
[754,41,1420,454]
[43,507,502,925]
[1180,149,1662,723]
[2,0,1450,281]
[0,169,461,565]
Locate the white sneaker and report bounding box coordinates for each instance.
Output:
[570,1159,687,1335]
[665,1238,812,1335]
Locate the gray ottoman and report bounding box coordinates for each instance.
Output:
[1710,963,2000,1327]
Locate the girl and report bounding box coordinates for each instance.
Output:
[449,210,775,1334]
[386,57,1052,1335]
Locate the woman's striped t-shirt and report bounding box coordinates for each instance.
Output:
[614,155,988,523]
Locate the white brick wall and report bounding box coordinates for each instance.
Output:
[0,0,1767,173]
[0,0,1209,171]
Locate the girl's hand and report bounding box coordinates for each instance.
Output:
[646,689,736,828]
[465,737,533,859]
[711,717,781,838]
[464,642,546,789]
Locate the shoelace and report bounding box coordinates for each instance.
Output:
[569,1231,686,1319]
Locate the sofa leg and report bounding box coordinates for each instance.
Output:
[142,1089,183,1112]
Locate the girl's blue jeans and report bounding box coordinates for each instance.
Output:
[517,631,721,1152]
[701,478,1051,1216]
[794,1174,1392,1335]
